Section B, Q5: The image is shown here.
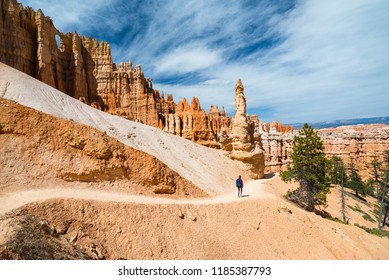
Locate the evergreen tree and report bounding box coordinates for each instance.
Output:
[329,156,349,222]
[340,163,349,223]
[365,178,376,197]
[370,155,382,196]
[378,177,388,229]
[330,156,348,186]
[377,151,389,200]
[280,124,331,212]
[347,159,366,197]
[340,188,349,222]
[378,150,389,229]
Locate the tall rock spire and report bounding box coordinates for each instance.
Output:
[219,79,265,179]
[235,79,246,117]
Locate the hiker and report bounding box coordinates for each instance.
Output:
[236,175,243,197]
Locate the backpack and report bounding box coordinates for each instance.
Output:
[236,178,242,187]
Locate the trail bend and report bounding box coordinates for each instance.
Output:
[0,177,277,216]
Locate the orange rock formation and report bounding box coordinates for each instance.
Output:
[0,0,227,146]
[219,79,265,178]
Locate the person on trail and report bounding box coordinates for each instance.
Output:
[236,175,243,198]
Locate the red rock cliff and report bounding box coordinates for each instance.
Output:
[0,0,170,126]
[0,0,227,141]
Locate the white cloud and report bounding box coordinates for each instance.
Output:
[203,79,231,86]
[155,44,222,74]
[19,0,124,34]
[254,0,389,122]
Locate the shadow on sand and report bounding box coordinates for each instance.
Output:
[263,173,276,179]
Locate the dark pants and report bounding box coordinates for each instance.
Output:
[237,187,243,197]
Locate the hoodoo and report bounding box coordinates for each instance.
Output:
[219,79,265,179]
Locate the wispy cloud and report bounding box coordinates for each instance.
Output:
[155,43,222,74]
[19,0,389,123]
[20,0,134,39]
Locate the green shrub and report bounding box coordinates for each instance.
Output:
[326,217,348,224]
[348,204,363,213]
[362,213,376,223]
[354,223,389,238]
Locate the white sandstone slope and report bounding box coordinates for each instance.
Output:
[0,62,247,195]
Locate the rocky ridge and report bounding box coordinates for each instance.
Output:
[319,124,389,178]
[257,123,389,178]
[0,0,228,148]
[255,120,294,173]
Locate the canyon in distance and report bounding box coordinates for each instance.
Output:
[0,0,389,260]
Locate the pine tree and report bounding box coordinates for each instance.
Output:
[365,178,377,196]
[378,150,389,229]
[370,155,382,196]
[280,123,331,212]
[330,156,348,186]
[339,158,349,223]
[329,156,349,222]
[378,176,388,229]
[347,159,366,197]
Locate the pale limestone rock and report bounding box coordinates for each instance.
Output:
[318,125,389,179]
[256,121,389,178]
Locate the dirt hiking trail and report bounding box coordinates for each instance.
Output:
[0,178,276,216]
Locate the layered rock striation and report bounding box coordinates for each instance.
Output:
[319,125,389,179]
[253,123,389,179]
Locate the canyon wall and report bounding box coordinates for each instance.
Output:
[0,0,249,149]
[319,125,389,179]
[0,0,110,104]
[0,0,166,125]
[0,0,228,146]
[256,123,389,179]
[163,97,229,147]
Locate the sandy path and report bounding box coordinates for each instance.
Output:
[0,177,276,216]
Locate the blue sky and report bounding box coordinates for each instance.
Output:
[20,0,389,123]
